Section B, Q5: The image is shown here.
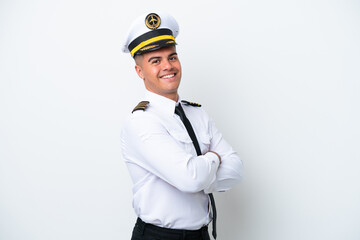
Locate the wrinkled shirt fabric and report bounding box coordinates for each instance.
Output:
[121,90,243,230]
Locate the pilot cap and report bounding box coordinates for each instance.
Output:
[122,12,179,57]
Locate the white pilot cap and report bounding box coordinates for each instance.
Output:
[122,12,180,57]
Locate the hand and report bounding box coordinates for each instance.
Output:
[208,151,221,164]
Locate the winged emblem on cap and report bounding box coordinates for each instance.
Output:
[145,13,161,29]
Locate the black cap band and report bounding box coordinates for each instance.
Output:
[128,28,174,55]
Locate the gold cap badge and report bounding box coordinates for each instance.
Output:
[145,13,161,30]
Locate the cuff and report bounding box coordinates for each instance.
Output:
[204,151,220,169]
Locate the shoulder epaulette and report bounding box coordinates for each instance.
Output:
[132,101,150,113]
[181,100,201,107]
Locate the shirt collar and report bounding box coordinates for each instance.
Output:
[144,90,181,117]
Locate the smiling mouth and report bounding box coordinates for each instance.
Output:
[160,73,176,79]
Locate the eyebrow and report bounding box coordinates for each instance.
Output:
[148,56,160,63]
[147,52,178,63]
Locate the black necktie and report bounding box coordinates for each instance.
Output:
[175,103,217,239]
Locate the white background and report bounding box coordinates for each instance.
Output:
[1,0,359,239]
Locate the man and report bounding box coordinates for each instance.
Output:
[121,12,243,240]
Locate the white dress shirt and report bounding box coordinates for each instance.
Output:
[120,90,243,230]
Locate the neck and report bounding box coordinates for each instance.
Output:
[146,89,179,102]
[169,93,179,102]
[161,93,179,102]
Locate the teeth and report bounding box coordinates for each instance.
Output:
[161,74,175,79]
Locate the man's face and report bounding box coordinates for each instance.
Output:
[134,46,182,101]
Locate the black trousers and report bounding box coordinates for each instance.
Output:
[131,218,211,240]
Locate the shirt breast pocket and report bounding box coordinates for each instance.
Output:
[198,132,211,154]
[168,130,194,153]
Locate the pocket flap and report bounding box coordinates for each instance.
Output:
[168,130,193,143]
[198,133,211,144]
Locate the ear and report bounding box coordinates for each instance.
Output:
[135,65,144,80]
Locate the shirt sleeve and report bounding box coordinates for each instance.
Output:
[203,117,244,193]
[121,113,220,193]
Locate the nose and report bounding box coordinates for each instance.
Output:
[162,59,173,71]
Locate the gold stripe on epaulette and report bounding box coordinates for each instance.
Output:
[181,100,201,107]
[132,101,150,113]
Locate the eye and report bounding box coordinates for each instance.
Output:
[151,59,160,64]
[169,56,178,61]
